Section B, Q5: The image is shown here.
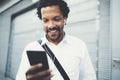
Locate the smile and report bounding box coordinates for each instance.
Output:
[47,27,60,32]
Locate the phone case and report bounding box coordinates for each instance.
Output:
[27,51,49,71]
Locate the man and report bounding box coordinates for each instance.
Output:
[16,0,96,80]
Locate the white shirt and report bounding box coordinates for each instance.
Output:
[16,34,96,80]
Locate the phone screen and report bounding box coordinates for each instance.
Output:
[27,51,49,71]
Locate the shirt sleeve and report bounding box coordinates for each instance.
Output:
[16,49,30,80]
[79,43,96,80]
[16,41,44,80]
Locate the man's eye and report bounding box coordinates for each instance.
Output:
[54,17,61,21]
[42,19,48,23]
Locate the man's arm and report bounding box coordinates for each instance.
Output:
[79,43,96,80]
[16,49,30,80]
[16,49,52,80]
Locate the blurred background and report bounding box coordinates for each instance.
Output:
[0,0,120,80]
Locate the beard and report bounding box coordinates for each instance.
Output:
[46,27,64,42]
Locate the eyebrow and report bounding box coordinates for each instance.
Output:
[42,15,62,19]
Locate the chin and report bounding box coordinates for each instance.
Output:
[51,38,59,41]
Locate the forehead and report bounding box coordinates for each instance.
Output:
[41,5,63,18]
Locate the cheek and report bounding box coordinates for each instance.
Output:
[60,23,64,29]
[60,20,65,26]
[57,22,64,28]
[43,25,47,32]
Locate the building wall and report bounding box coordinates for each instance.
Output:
[0,0,33,80]
[0,6,12,80]
[97,0,112,80]
[1,0,119,80]
[111,0,120,80]
[0,0,99,79]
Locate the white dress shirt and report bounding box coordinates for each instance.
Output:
[16,34,96,80]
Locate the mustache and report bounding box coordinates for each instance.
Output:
[47,27,60,32]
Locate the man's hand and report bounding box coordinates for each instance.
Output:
[26,63,52,80]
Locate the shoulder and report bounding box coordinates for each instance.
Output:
[66,35,86,46]
[65,35,88,57]
[24,40,43,51]
[25,41,38,48]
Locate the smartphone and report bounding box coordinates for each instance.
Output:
[26,51,49,71]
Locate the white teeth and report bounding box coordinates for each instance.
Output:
[50,30,57,32]
[51,30,57,32]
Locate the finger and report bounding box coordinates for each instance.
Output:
[26,69,51,80]
[43,73,54,80]
[26,63,43,74]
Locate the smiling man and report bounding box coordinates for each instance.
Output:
[16,0,96,80]
[41,5,66,45]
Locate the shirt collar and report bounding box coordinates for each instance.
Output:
[42,34,67,46]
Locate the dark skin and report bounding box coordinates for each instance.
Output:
[26,64,52,80]
[26,5,67,80]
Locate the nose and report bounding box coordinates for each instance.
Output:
[48,21,55,28]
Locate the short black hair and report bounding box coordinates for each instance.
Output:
[37,0,70,19]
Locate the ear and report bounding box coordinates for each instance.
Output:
[64,17,67,24]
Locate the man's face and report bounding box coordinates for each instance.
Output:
[41,5,66,44]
